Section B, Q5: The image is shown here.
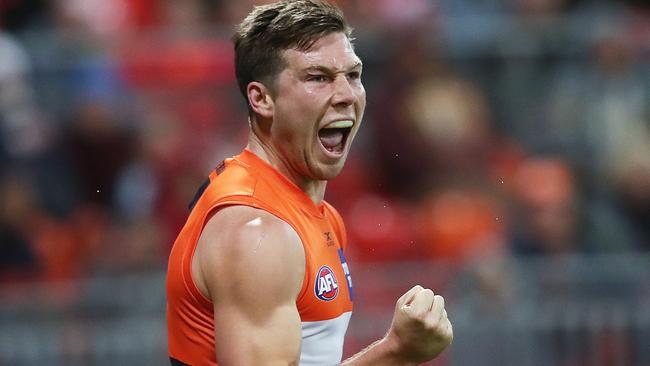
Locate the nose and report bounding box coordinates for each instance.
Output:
[331,75,356,108]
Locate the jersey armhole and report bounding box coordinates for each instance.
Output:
[184,199,310,311]
[182,203,229,310]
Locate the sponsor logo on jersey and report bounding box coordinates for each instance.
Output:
[323,231,336,247]
[315,265,339,301]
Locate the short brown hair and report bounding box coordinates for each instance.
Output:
[233,0,352,105]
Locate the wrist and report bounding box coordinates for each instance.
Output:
[380,333,418,366]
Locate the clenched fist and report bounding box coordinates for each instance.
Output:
[384,285,453,364]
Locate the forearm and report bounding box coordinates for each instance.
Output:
[340,337,417,366]
[341,286,453,365]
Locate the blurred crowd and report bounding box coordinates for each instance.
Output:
[1,0,649,285]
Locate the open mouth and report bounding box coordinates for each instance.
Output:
[318,120,353,155]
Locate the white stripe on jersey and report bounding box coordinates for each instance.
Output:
[299,311,352,366]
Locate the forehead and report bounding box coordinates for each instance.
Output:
[282,32,361,71]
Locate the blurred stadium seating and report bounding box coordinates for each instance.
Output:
[1,254,649,365]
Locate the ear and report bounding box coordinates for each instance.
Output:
[247,81,274,119]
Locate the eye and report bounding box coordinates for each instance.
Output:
[307,74,330,82]
[347,71,361,80]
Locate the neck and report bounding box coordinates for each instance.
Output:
[246,131,327,204]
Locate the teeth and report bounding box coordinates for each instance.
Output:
[323,120,353,129]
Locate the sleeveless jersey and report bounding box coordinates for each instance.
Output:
[166,149,354,366]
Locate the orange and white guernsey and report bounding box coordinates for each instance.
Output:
[167,149,354,366]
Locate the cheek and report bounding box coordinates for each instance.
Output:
[302,83,322,96]
[290,85,327,115]
[274,105,319,147]
[355,86,367,110]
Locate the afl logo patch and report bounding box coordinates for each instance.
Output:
[315,266,339,301]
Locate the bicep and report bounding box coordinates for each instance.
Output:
[214,301,302,365]
[196,206,306,365]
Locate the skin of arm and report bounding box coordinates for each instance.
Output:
[341,285,454,365]
[193,206,306,365]
[193,206,453,366]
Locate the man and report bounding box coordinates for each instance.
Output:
[166,1,453,365]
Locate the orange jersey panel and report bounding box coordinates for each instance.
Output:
[166,150,354,365]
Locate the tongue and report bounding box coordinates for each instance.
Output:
[318,129,344,150]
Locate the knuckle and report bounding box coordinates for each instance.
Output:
[434,318,448,331]
[423,318,438,331]
[410,307,426,320]
[445,320,454,337]
[418,289,434,301]
[434,294,445,306]
[412,307,431,322]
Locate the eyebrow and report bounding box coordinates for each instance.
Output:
[303,61,363,74]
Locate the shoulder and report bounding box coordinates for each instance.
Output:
[195,205,306,302]
[201,205,302,252]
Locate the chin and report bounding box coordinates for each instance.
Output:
[313,161,346,181]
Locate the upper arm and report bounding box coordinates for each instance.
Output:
[194,206,306,365]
